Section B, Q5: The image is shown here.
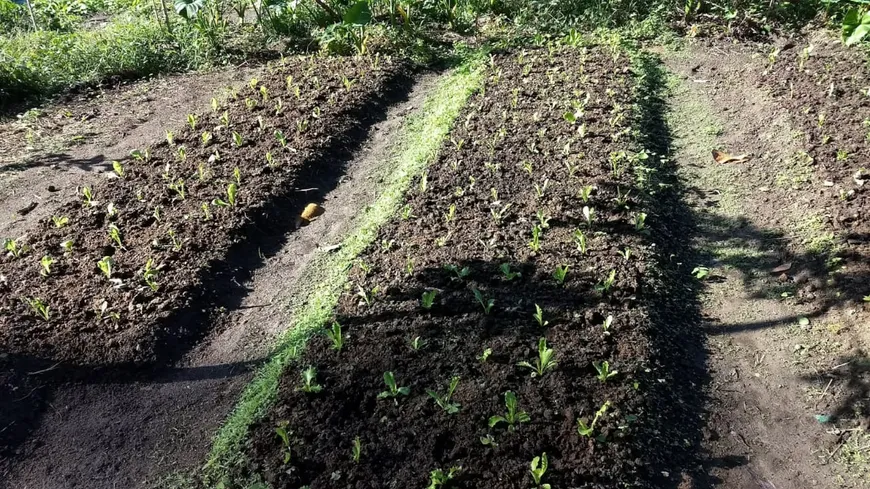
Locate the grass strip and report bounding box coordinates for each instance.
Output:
[200,53,486,487]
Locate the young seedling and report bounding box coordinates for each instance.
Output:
[167,229,183,251]
[582,206,594,227]
[351,436,362,463]
[499,263,521,281]
[421,290,437,310]
[529,224,542,252]
[518,338,557,377]
[490,202,512,224]
[633,212,648,233]
[52,216,69,228]
[529,453,551,489]
[552,264,569,284]
[602,314,613,333]
[108,224,123,249]
[213,183,238,207]
[536,210,551,229]
[578,185,594,203]
[573,229,588,254]
[186,113,197,131]
[428,467,461,489]
[3,239,28,258]
[143,258,159,291]
[275,130,288,148]
[39,255,54,276]
[60,240,73,253]
[23,297,50,321]
[577,401,611,438]
[232,131,243,147]
[479,348,492,363]
[168,179,186,200]
[296,366,323,394]
[617,248,632,261]
[166,130,174,144]
[97,256,114,279]
[444,264,470,280]
[692,266,710,280]
[593,360,618,382]
[532,304,549,327]
[82,186,97,207]
[219,111,230,127]
[112,161,125,179]
[472,288,494,315]
[534,179,550,199]
[410,336,427,351]
[378,371,410,401]
[426,376,461,414]
[274,421,292,464]
[201,202,212,221]
[356,284,376,307]
[325,321,344,351]
[201,131,213,146]
[488,391,530,430]
[444,204,456,223]
[594,270,616,294]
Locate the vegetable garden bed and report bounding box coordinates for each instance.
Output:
[240,47,671,488]
[0,55,412,367]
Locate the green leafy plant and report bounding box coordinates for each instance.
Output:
[444,264,470,280]
[692,266,710,280]
[536,210,551,229]
[488,391,530,430]
[529,453,551,489]
[213,183,238,207]
[426,376,461,414]
[578,185,593,203]
[274,421,292,464]
[534,178,550,199]
[378,371,410,400]
[490,202,512,224]
[60,240,74,253]
[3,238,28,258]
[410,336,427,351]
[594,270,616,294]
[633,212,648,233]
[82,186,97,207]
[167,229,183,251]
[843,8,870,46]
[573,229,588,254]
[23,297,50,321]
[479,348,492,363]
[143,258,159,291]
[97,256,114,279]
[166,130,175,144]
[232,131,243,147]
[52,216,69,228]
[201,131,213,146]
[297,366,323,394]
[518,338,557,377]
[529,224,542,252]
[351,436,362,463]
[168,179,186,200]
[421,290,437,309]
[533,304,549,327]
[617,248,632,261]
[472,288,494,314]
[108,224,123,249]
[112,161,125,179]
[428,467,461,489]
[553,264,569,284]
[602,314,613,333]
[500,263,521,281]
[186,113,197,131]
[39,255,54,276]
[325,321,344,351]
[577,401,611,438]
[593,360,618,382]
[356,284,377,306]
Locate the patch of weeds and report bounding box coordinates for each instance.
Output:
[775,151,814,188]
[839,429,870,481]
[794,214,840,257]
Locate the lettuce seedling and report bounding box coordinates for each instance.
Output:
[617,248,632,261]
[579,185,593,202]
[40,255,54,276]
[593,360,618,382]
[573,229,588,254]
[634,212,648,233]
[602,314,613,333]
[443,264,470,280]
[518,338,557,377]
[536,210,550,229]
[213,183,238,207]
[275,130,288,148]
[186,113,197,131]
[274,98,284,115]
[3,239,28,258]
[489,391,530,430]
[582,206,594,227]
[529,224,542,252]
[82,186,97,207]
[168,179,186,200]
[219,111,229,127]
[23,297,50,321]
[274,421,292,464]
[444,204,456,222]
[325,321,344,351]
[167,229,183,251]
[529,453,551,489]
[533,304,548,327]
[472,288,494,315]
[351,436,362,463]
[107,223,124,249]
[166,130,174,145]
[378,371,410,400]
[421,290,437,309]
[410,336,427,351]
[553,264,569,284]
[143,258,159,291]
[201,131,213,146]
[297,366,323,393]
[479,348,492,363]
[426,376,461,414]
[534,179,550,199]
[500,263,521,281]
[577,401,610,438]
[490,202,512,225]
[97,256,114,279]
[594,270,616,294]
[232,131,243,147]
[428,467,461,489]
[60,240,73,253]
[112,161,125,179]
[52,216,69,228]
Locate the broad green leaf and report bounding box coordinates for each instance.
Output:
[343,0,371,25]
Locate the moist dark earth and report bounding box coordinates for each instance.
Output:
[242,47,698,489]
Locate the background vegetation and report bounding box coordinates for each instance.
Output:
[1,0,868,105]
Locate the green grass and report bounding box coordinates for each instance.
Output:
[198,53,486,488]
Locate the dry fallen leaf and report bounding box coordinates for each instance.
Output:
[712,150,751,164]
[771,262,792,274]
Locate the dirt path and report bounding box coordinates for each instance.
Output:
[661,43,867,488]
[0,72,440,489]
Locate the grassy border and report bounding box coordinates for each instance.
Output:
[199,54,486,487]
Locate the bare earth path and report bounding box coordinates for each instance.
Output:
[0,70,440,489]
[661,42,867,488]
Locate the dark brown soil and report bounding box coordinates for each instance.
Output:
[242,47,687,489]
[0,56,412,368]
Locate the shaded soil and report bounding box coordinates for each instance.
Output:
[243,47,696,489]
[0,63,436,489]
[0,56,412,368]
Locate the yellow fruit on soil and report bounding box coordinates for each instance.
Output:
[296,203,324,228]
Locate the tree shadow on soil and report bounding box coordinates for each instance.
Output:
[0,67,421,468]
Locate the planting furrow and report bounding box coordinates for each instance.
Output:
[0,61,438,489]
[236,47,678,488]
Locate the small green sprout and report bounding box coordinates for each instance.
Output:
[426,376,461,414]
[325,321,344,351]
[143,258,159,291]
[274,421,292,464]
[582,206,594,227]
[472,288,494,314]
[428,467,461,489]
[490,202,512,224]
[633,212,648,233]
[593,360,618,382]
[444,204,456,222]
[4,238,28,258]
[488,391,530,430]
[533,304,549,327]
[168,179,186,200]
[529,224,542,252]
[201,202,212,220]
[275,130,287,148]
[378,371,410,400]
[500,263,521,281]
[297,366,323,394]
[594,270,616,294]
[480,434,498,446]
[186,113,197,131]
[421,290,437,309]
[97,256,114,279]
[578,185,593,203]
[60,240,73,253]
[82,186,97,207]
[479,348,492,363]
[552,264,569,284]
[602,314,613,333]
[529,453,551,489]
[351,436,362,463]
[108,224,123,249]
[167,229,183,251]
[166,130,174,144]
[518,338,557,377]
[39,255,54,276]
[692,266,710,280]
[232,131,243,147]
[577,401,611,438]
[534,178,550,199]
[201,131,213,146]
[444,264,471,280]
[410,336,427,351]
[213,183,238,207]
[573,229,588,254]
[356,284,376,306]
[220,111,229,127]
[23,297,50,321]
[112,161,125,178]
[52,216,69,228]
[617,248,632,261]
[536,210,551,229]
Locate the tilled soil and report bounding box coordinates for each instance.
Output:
[0,56,412,367]
[243,47,685,489]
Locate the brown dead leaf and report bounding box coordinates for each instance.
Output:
[712,150,751,164]
[771,262,792,274]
